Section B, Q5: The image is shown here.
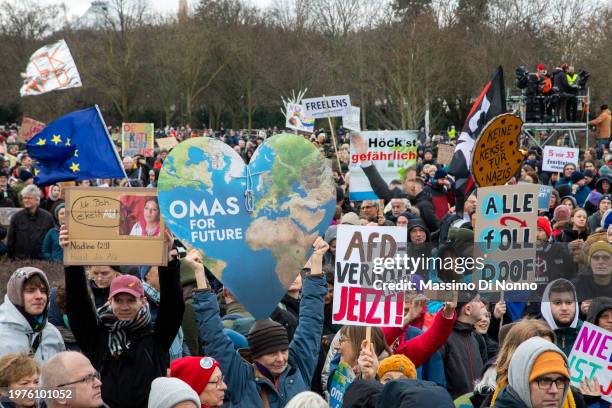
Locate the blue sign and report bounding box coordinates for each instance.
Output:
[157,134,336,318]
[538,185,553,211]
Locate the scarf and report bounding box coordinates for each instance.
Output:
[139,220,160,237]
[98,303,152,357]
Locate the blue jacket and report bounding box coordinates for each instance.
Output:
[573,185,591,207]
[405,326,446,386]
[192,275,327,408]
[42,228,63,262]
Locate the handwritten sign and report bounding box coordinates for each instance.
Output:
[542,146,579,172]
[474,184,538,293]
[122,123,154,157]
[567,322,611,403]
[156,136,179,151]
[333,225,406,327]
[18,117,46,143]
[436,144,454,166]
[471,113,524,187]
[64,187,167,266]
[301,95,351,119]
[342,106,361,132]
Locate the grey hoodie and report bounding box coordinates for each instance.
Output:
[540,278,579,330]
[507,337,569,408]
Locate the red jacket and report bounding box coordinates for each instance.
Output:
[382,309,456,367]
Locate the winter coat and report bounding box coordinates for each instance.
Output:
[65,259,184,408]
[574,185,591,208]
[41,227,63,262]
[0,295,65,362]
[440,320,487,399]
[589,109,611,139]
[586,296,612,324]
[7,207,54,259]
[573,269,612,302]
[541,278,583,356]
[426,183,455,220]
[192,275,327,408]
[554,225,589,242]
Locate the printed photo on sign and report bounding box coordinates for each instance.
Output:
[119,195,161,237]
[64,187,167,266]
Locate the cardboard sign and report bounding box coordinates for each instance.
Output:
[567,322,611,402]
[538,185,554,210]
[342,106,361,132]
[156,137,179,151]
[348,131,418,201]
[333,225,406,327]
[64,187,167,266]
[474,184,538,293]
[436,144,455,166]
[157,134,336,319]
[285,103,315,133]
[122,123,155,157]
[542,146,579,172]
[301,95,351,119]
[18,117,46,143]
[471,113,524,187]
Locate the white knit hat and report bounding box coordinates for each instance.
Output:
[148,377,200,408]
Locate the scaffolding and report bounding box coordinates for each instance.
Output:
[507,89,590,149]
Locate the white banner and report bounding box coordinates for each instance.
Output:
[302,95,351,119]
[20,40,82,97]
[285,103,315,133]
[542,146,579,172]
[342,106,361,132]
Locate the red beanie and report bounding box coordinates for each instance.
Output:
[537,63,546,71]
[170,356,220,395]
[537,216,552,238]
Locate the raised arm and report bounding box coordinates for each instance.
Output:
[155,257,185,350]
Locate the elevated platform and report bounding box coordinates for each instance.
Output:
[522,122,588,149]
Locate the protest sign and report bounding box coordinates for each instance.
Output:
[157,133,336,319]
[542,146,579,172]
[285,103,315,133]
[475,184,538,292]
[64,187,167,266]
[156,136,178,151]
[538,185,554,210]
[4,153,17,168]
[20,39,82,97]
[122,123,155,157]
[333,225,406,327]
[301,95,351,119]
[342,106,361,132]
[348,131,418,201]
[329,361,353,408]
[471,113,524,187]
[436,144,454,166]
[18,117,46,143]
[567,322,611,402]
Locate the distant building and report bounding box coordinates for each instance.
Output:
[74,0,108,29]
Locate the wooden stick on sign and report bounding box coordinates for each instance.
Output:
[365,326,371,345]
[323,94,343,173]
[378,199,385,221]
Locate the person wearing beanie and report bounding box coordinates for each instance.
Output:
[493,337,570,408]
[588,194,611,231]
[599,165,612,177]
[42,202,66,262]
[190,238,329,408]
[377,354,417,383]
[7,184,54,260]
[148,377,200,408]
[170,356,226,407]
[323,224,337,270]
[551,205,572,240]
[569,171,591,208]
[540,279,583,356]
[573,242,612,309]
[0,267,65,362]
[536,216,552,244]
[601,208,612,231]
[63,238,184,408]
[341,211,361,226]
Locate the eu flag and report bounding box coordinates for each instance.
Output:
[26,106,125,185]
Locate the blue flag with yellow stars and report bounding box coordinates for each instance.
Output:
[26,106,125,185]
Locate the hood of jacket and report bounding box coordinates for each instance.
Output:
[586,296,612,325]
[324,225,337,244]
[541,278,579,330]
[507,337,569,408]
[407,218,430,242]
[595,174,612,192]
[377,379,454,408]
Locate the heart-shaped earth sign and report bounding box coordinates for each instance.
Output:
[157,134,336,318]
[471,113,524,187]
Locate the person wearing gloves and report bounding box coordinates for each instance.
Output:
[148,377,200,408]
[61,227,185,408]
[191,238,329,408]
[540,279,583,356]
[169,356,227,408]
[493,337,571,408]
[0,267,65,361]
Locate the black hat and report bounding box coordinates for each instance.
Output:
[19,169,33,182]
[247,319,289,359]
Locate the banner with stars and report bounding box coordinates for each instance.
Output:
[26,106,125,185]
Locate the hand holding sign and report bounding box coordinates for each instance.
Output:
[579,377,601,397]
[351,133,368,156]
[357,339,379,380]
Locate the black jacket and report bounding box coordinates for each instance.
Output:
[573,269,612,302]
[440,320,487,399]
[65,259,184,408]
[7,207,54,259]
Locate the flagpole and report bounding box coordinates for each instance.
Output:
[95,104,131,187]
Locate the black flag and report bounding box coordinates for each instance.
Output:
[449,66,506,214]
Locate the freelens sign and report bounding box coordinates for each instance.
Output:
[301,95,351,119]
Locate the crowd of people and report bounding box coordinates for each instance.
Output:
[0,110,611,408]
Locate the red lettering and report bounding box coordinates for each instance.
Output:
[364,289,381,324]
[333,286,348,322]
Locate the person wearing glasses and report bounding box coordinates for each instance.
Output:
[169,356,227,408]
[40,351,106,408]
[493,337,571,408]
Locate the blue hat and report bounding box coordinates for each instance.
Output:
[434,168,448,180]
[223,328,248,349]
[603,209,612,230]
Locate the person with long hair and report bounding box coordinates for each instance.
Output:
[555,208,590,242]
[129,198,161,237]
